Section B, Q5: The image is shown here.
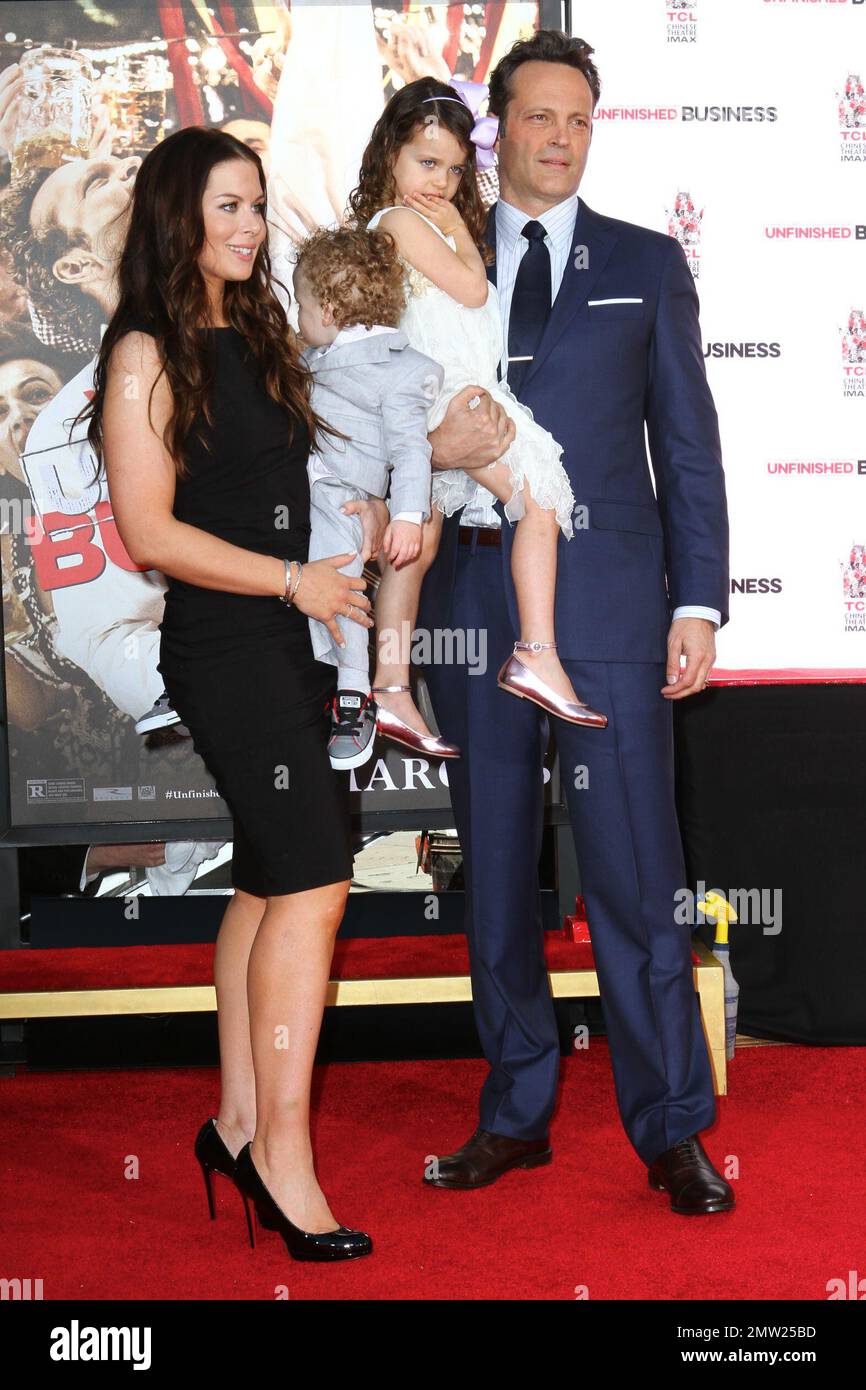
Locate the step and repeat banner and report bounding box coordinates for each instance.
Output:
[571,0,866,676]
[0,0,862,836]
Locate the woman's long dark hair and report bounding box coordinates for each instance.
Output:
[77,126,344,478]
[346,77,494,266]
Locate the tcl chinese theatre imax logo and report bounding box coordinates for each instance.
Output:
[842,308,866,397]
[838,74,866,162]
[666,2,697,44]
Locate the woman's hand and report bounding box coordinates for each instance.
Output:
[267,166,321,246]
[291,552,374,649]
[375,18,451,85]
[341,495,389,561]
[0,61,113,160]
[250,7,292,101]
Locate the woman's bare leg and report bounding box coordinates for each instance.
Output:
[247,878,350,1233]
[372,508,444,735]
[214,888,266,1158]
[462,460,582,704]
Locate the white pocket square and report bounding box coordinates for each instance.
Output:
[588,298,644,306]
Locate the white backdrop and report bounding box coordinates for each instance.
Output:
[566,0,866,676]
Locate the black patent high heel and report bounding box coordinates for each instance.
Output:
[194,1117,270,1247]
[233,1142,373,1262]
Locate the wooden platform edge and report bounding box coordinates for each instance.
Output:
[0,946,727,1094]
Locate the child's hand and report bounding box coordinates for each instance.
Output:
[383,519,422,569]
[402,190,466,240]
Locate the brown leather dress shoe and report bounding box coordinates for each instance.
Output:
[423,1127,552,1189]
[647,1133,735,1214]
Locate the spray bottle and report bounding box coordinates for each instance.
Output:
[697,890,739,1060]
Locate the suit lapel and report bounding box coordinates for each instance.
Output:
[484,206,499,378]
[483,204,497,288]
[486,198,618,394]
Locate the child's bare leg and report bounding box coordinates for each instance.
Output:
[373,508,443,736]
[462,460,585,706]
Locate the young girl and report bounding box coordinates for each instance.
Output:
[349,76,608,738]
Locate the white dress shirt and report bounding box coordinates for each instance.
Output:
[308,321,422,526]
[458,194,720,629]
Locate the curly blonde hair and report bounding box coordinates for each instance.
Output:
[293,225,407,330]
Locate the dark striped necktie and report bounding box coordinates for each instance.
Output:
[506,219,551,394]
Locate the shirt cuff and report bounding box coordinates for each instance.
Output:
[672,605,721,629]
[79,847,100,892]
[390,511,423,525]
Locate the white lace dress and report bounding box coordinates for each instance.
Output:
[366,205,576,538]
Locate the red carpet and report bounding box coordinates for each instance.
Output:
[2,1044,862,1300]
[0,934,698,991]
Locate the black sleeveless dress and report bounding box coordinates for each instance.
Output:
[131,321,353,896]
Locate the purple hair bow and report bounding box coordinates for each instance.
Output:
[444,78,499,171]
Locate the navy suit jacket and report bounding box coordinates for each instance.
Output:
[418,198,730,664]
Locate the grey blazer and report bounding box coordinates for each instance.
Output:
[301,328,444,518]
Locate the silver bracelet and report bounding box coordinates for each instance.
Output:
[289,560,303,603]
[278,557,293,604]
[278,559,304,606]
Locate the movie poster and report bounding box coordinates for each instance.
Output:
[0,1,544,831]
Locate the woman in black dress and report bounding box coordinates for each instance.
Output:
[79,128,386,1262]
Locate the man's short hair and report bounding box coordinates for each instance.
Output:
[488,29,601,135]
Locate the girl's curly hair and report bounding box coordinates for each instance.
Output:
[73,126,346,479]
[293,224,406,330]
[346,76,495,266]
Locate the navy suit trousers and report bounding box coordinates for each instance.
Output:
[423,538,717,1164]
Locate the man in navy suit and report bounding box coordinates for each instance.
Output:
[420,29,734,1214]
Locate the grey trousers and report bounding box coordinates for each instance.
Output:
[307,474,370,680]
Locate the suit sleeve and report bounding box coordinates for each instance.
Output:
[17,844,94,899]
[380,358,443,521]
[645,238,730,628]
